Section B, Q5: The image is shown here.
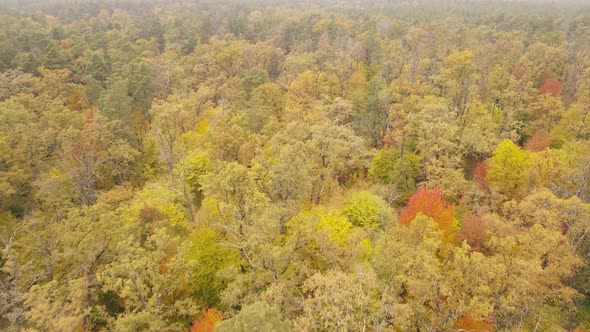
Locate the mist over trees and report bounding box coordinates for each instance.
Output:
[1,0,590,331]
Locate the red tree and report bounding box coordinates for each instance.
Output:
[472,161,487,187]
[524,132,553,152]
[190,308,223,332]
[457,213,489,252]
[539,79,562,97]
[399,186,455,235]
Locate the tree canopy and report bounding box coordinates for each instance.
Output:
[1,0,590,331]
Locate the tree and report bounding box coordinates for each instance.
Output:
[190,308,223,332]
[128,61,156,118]
[486,139,530,198]
[457,213,490,252]
[98,230,199,331]
[285,70,338,121]
[98,78,133,124]
[0,69,33,101]
[540,78,562,97]
[201,161,268,236]
[241,68,268,95]
[308,122,372,204]
[373,215,498,331]
[2,3,590,331]
[251,83,285,121]
[557,69,590,140]
[472,161,488,188]
[353,76,391,148]
[0,99,40,214]
[295,269,379,331]
[4,186,134,331]
[528,148,569,194]
[409,103,469,200]
[264,143,313,233]
[440,50,477,120]
[398,186,456,237]
[185,227,238,308]
[527,93,564,135]
[369,148,421,201]
[314,207,352,246]
[455,315,493,331]
[341,191,392,229]
[215,302,291,332]
[150,97,205,221]
[61,111,138,205]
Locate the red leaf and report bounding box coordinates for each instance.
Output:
[399,186,455,235]
[539,79,562,97]
[190,308,223,332]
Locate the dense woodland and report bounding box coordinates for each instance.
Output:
[1,0,590,331]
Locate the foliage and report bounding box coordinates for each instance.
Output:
[369,148,421,199]
[215,302,291,332]
[341,191,391,228]
[1,1,590,331]
[190,308,223,332]
[487,139,530,198]
[399,186,457,237]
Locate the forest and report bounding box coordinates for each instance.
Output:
[1,0,590,331]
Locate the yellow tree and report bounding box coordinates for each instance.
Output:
[487,139,530,198]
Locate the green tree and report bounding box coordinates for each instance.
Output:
[369,148,421,202]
